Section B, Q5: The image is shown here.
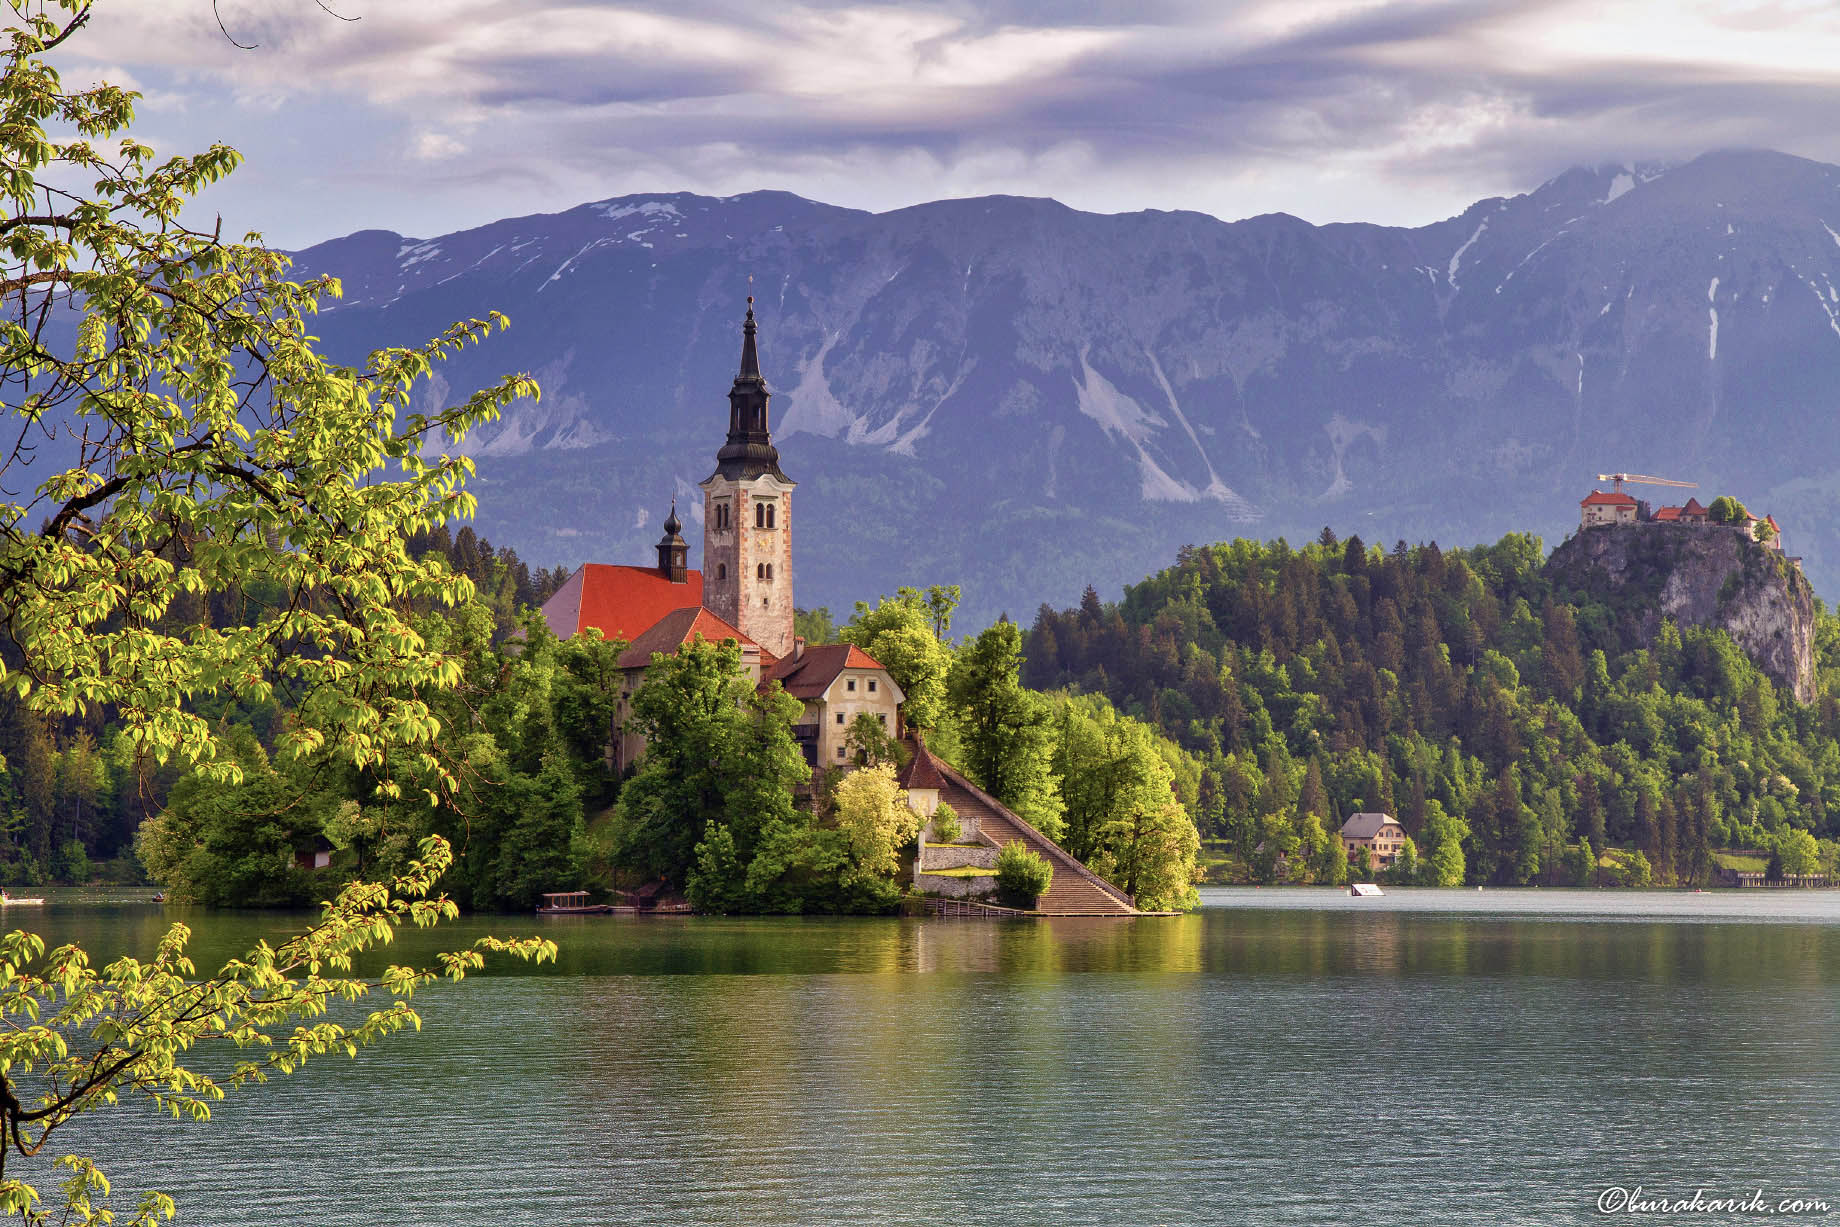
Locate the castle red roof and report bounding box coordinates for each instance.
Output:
[1681,498,1709,517]
[762,643,888,700]
[540,563,704,643]
[616,605,759,670]
[1580,490,1637,507]
[1653,506,1682,522]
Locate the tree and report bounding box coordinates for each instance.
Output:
[0,6,536,796]
[0,10,553,1215]
[1388,836,1420,886]
[947,620,1065,839]
[831,762,921,897]
[995,840,1052,906]
[1776,828,1821,877]
[1417,799,1468,886]
[842,587,956,731]
[1707,495,1749,525]
[616,637,807,893]
[843,711,900,769]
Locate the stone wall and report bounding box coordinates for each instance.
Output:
[919,843,997,872]
[914,871,999,899]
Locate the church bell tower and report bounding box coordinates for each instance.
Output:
[700,298,795,658]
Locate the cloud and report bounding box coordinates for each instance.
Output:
[61,0,1840,244]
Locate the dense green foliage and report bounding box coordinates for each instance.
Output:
[1026,531,1840,885]
[994,839,1053,906]
[0,6,551,1220]
[948,619,1067,839]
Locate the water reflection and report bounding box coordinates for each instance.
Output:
[18,895,1837,1227]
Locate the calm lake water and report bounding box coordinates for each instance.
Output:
[16,887,1840,1225]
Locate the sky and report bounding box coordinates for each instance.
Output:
[60,0,1840,248]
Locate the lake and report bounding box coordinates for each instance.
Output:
[15,887,1840,1225]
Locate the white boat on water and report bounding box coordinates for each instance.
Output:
[1349,882,1384,897]
[0,894,44,905]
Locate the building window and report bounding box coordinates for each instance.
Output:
[757,563,764,579]
[716,563,726,580]
[847,678,856,692]
[876,713,887,726]
[836,746,846,760]
[713,502,730,530]
[756,501,776,529]
[765,564,773,580]
[868,679,877,693]
[835,712,845,724]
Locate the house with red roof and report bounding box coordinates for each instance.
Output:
[539,302,904,774]
[763,643,906,770]
[1579,489,1639,527]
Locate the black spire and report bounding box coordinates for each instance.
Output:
[710,296,790,483]
[739,297,761,379]
[655,499,688,582]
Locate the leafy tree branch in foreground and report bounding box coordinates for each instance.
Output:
[0,3,549,1219]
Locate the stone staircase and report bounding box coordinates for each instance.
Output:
[930,762,1139,917]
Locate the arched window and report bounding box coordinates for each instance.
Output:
[767,504,776,529]
[755,502,765,529]
[716,563,726,580]
[765,564,773,580]
[756,563,765,579]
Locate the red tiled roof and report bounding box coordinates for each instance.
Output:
[1681,498,1709,516]
[540,563,703,643]
[616,606,757,670]
[1652,506,1682,522]
[897,738,946,790]
[1765,514,1780,529]
[1580,490,1637,507]
[762,643,887,700]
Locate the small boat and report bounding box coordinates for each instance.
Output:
[1349,882,1383,897]
[0,894,45,905]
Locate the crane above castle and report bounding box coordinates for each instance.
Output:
[1595,472,1697,493]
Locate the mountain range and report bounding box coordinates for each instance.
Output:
[291,149,1840,629]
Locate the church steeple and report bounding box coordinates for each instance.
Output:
[699,297,797,659]
[712,297,789,483]
[655,499,688,583]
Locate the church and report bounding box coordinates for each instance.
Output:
[539,300,904,772]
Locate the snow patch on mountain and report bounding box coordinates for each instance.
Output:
[777,333,856,439]
[1604,171,1635,204]
[1143,347,1255,512]
[1708,276,1720,360]
[1075,348,1200,502]
[595,200,681,224]
[1448,221,1487,291]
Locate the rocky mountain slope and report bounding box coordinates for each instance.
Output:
[1545,524,1816,702]
[290,150,1840,627]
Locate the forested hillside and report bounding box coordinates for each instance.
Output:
[0,528,565,885]
[1025,531,1840,885]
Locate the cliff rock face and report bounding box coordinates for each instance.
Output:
[1545,525,1816,702]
